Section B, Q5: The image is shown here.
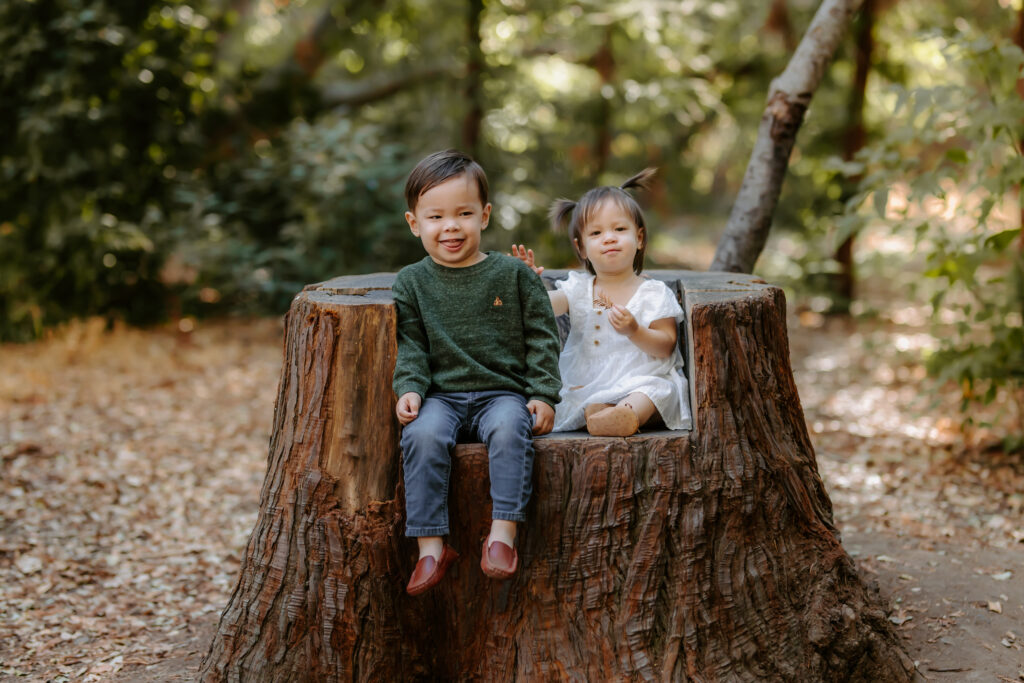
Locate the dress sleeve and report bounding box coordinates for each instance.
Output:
[554,270,588,323]
[635,279,684,328]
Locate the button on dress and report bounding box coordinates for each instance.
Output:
[552,271,693,432]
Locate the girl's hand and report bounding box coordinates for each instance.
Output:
[396,392,421,425]
[526,399,554,435]
[608,304,639,337]
[511,244,544,275]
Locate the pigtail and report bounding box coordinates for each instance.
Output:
[620,167,657,192]
[548,198,577,232]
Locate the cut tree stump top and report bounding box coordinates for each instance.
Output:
[303,268,774,435]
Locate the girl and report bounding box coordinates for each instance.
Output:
[513,169,692,437]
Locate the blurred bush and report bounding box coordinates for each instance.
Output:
[169,116,417,316]
[837,28,1024,449]
[0,0,216,340]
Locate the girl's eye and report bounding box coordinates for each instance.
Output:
[461,211,473,217]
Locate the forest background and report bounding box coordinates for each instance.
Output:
[2,0,1023,447]
[2,1,1024,679]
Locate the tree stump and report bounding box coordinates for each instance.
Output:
[200,271,914,682]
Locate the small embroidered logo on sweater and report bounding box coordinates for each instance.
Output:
[493,296,503,306]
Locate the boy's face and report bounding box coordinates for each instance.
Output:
[405,173,491,268]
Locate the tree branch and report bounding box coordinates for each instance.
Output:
[711,0,865,273]
[322,63,462,109]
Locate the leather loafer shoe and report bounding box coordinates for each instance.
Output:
[480,539,518,579]
[406,545,459,596]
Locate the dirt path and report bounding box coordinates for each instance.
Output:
[791,314,1023,681]
[1,314,1021,681]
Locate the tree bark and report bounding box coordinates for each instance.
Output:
[711,0,866,273]
[200,271,913,681]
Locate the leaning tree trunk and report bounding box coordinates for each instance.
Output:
[200,271,913,681]
[711,0,866,273]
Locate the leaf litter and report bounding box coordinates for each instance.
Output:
[0,306,1021,680]
[1,318,281,681]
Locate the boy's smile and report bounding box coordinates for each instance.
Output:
[406,174,491,268]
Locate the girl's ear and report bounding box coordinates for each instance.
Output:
[637,227,645,249]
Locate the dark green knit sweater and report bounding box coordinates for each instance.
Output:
[392,252,562,407]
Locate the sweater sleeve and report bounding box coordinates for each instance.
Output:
[518,265,563,408]
[391,273,431,400]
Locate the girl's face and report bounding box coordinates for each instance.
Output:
[576,200,643,276]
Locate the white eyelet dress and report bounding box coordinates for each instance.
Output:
[552,271,693,432]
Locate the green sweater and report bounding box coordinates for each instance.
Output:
[392,252,562,407]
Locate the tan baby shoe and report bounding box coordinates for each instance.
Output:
[583,403,615,422]
[585,404,639,437]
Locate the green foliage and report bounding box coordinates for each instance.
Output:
[838,27,1024,447]
[171,116,417,315]
[0,0,218,340]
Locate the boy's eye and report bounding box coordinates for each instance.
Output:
[428,215,441,220]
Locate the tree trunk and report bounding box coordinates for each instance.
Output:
[833,0,876,310]
[590,26,615,179]
[1014,6,1024,250]
[765,0,797,53]
[200,271,913,681]
[711,0,866,273]
[462,0,485,157]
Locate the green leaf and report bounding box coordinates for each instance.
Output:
[945,148,968,164]
[873,188,889,217]
[984,228,1021,252]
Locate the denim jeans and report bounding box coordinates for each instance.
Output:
[401,390,534,537]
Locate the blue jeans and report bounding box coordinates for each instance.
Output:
[401,390,534,537]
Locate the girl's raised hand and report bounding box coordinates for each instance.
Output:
[511,244,544,275]
[608,304,639,336]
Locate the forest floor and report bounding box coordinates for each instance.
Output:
[1,308,1022,681]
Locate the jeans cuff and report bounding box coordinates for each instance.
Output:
[406,525,450,537]
[491,511,527,523]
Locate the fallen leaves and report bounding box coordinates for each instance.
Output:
[1,318,282,681]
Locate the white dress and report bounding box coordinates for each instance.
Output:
[552,271,693,432]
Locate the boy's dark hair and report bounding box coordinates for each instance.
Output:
[549,168,656,275]
[405,149,489,211]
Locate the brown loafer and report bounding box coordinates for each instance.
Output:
[406,545,459,596]
[585,404,639,437]
[480,539,518,579]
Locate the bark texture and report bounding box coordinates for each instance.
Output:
[200,271,913,682]
[711,0,866,274]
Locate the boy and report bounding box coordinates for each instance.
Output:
[393,149,561,596]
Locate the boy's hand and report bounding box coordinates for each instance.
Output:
[608,304,639,337]
[527,400,554,435]
[396,392,421,425]
[511,244,544,275]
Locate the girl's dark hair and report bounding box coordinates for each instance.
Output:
[405,149,489,211]
[549,168,656,275]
